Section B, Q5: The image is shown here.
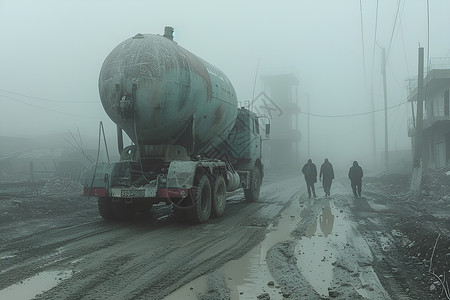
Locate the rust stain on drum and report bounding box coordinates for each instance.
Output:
[178,47,212,102]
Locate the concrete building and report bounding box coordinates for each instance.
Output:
[407,58,450,169]
[253,73,301,170]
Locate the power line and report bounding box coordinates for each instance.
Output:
[426,0,430,70]
[370,0,379,86]
[396,0,409,77]
[399,19,410,76]
[300,101,408,118]
[359,0,367,91]
[424,0,430,105]
[369,0,379,166]
[387,61,403,90]
[386,0,401,62]
[1,94,99,119]
[390,87,407,143]
[0,89,94,104]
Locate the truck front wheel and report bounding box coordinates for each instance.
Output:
[244,167,261,202]
[211,175,226,218]
[186,174,212,224]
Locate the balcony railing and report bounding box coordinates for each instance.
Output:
[408,115,450,136]
[423,115,450,128]
[429,57,450,70]
[406,57,450,95]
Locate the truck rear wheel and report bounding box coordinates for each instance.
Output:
[244,167,261,202]
[186,174,212,224]
[211,175,226,218]
[98,197,114,221]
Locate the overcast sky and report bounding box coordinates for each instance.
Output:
[1,0,449,169]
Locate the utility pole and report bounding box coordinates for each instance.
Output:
[414,47,424,167]
[307,94,310,159]
[381,47,389,169]
[370,87,377,168]
[295,85,300,166]
[411,47,424,196]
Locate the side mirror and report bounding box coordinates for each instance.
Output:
[265,124,271,135]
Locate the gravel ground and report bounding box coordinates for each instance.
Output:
[1,169,450,299]
[363,167,450,299]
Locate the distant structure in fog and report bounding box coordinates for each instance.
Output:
[253,73,301,169]
[407,57,450,169]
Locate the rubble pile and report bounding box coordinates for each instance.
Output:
[362,168,450,298]
[40,176,83,196]
[385,167,450,298]
[365,172,411,196]
[422,166,450,200]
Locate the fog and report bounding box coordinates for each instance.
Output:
[1,0,449,171]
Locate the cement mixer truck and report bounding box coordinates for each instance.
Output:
[84,27,269,224]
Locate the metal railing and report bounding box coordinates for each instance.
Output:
[429,57,450,70]
[407,115,450,136]
[406,57,450,95]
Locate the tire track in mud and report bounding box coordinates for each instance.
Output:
[32,226,267,300]
[133,227,267,299]
[2,173,301,299]
[164,174,306,299]
[0,204,180,288]
[134,176,303,299]
[0,221,128,289]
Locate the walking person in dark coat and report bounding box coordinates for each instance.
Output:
[348,161,363,197]
[319,158,335,197]
[302,159,317,198]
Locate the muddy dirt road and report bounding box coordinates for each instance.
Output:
[0,171,448,299]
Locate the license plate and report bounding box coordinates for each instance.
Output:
[120,189,145,198]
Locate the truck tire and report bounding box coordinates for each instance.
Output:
[186,174,212,224]
[98,197,114,221]
[244,167,261,202]
[211,175,226,218]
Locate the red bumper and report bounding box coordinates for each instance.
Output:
[158,188,189,199]
[84,187,107,197]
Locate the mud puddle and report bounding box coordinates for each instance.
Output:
[164,197,303,300]
[0,270,72,299]
[223,201,302,300]
[295,202,344,296]
[293,195,391,299]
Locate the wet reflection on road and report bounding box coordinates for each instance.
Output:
[295,201,347,297]
[0,270,72,300]
[223,199,303,299]
[164,198,300,300]
[320,204,334,237]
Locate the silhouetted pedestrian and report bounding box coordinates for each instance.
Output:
[302,159,317,198]
[319,158,335,197]
[348,161,363,197]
